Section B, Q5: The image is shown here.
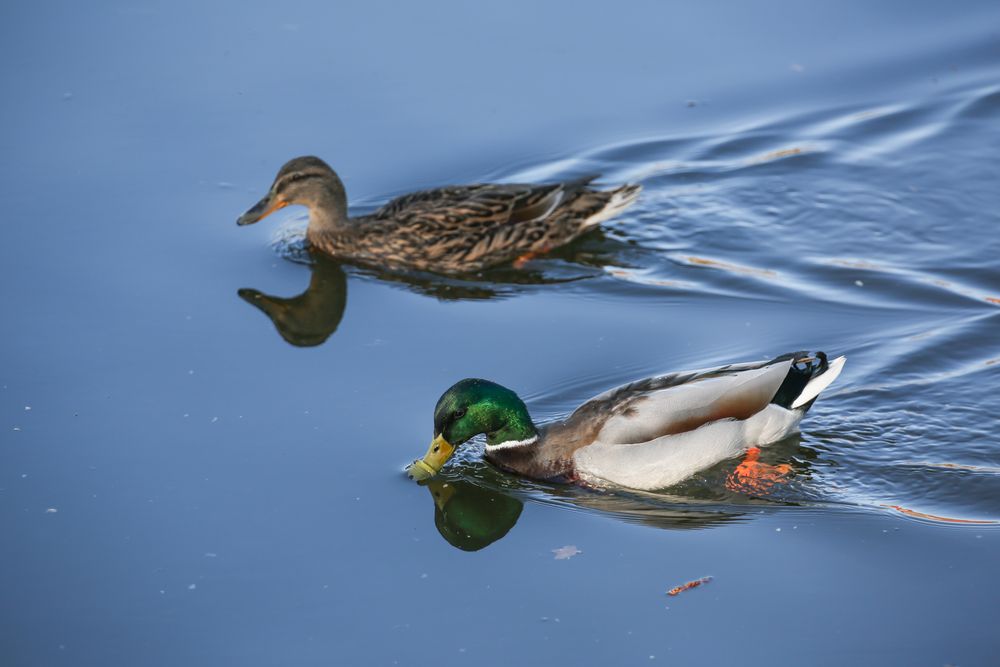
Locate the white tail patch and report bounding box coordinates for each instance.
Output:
[582,184,642,229]
[791,356,846,409]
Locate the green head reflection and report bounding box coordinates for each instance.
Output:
[422,479,523,552]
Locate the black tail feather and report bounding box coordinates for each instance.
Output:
[770,351,829,411]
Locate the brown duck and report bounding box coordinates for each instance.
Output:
[237,156,641,274]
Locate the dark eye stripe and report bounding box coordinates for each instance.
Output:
[275,172,318,192]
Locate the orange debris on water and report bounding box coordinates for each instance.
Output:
[677,255,777,278]
[884,504,998,525]
[667,576,712,597]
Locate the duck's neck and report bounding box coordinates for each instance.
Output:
[486,410,539,475]
[306,177,351,239]
[484,418,565,480]
[485,412,539,451]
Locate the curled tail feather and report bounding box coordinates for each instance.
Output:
[769,351,846,411]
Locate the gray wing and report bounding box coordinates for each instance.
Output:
[567,360,793,445]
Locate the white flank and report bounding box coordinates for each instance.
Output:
[485,435,539,452]
[595,360,791,445]
[791,356,846,409]
[574,404,803,491]
[582,185,642,229]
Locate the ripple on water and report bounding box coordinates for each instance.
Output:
[279,79,1000,527]
[556,81,997,524]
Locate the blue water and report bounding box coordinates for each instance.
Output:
[2,1,999,665]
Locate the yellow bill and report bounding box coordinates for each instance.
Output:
[406,434,455,482]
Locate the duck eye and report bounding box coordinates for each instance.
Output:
[453,408,467,420]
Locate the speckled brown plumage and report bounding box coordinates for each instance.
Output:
[237,156,642,275]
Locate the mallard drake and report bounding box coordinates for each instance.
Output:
[237,156,641,274]
[407,352,846,491]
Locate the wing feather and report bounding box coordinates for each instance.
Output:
[580,361,792,445]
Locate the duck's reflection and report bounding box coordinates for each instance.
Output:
[418,476,749,552]
[422,478,524,552]
[418,436,817,551]
[238,256,348,347]
[238,231,633,347]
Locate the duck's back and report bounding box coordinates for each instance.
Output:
[567,353,845,490]
[317,179,640,273]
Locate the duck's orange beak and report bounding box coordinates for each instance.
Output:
[237,193,288,226]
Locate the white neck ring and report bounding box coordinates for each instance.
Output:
[485,435,539,452]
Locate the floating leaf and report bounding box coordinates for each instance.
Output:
[552,545,581,560]
[667,576,712,596]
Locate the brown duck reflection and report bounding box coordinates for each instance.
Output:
[238,231,631,347]
[239,256,348,347]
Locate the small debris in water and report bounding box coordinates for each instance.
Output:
[188,584,197,590]
[855,280,864,287]
[885,504,997,525]
[45,508,58,513]
[667,576,712,597]
[552,545,581,560]
[24,406,31,411]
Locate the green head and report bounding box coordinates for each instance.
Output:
[407,379,537,481]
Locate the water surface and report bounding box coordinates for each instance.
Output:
[2,1,999,665]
